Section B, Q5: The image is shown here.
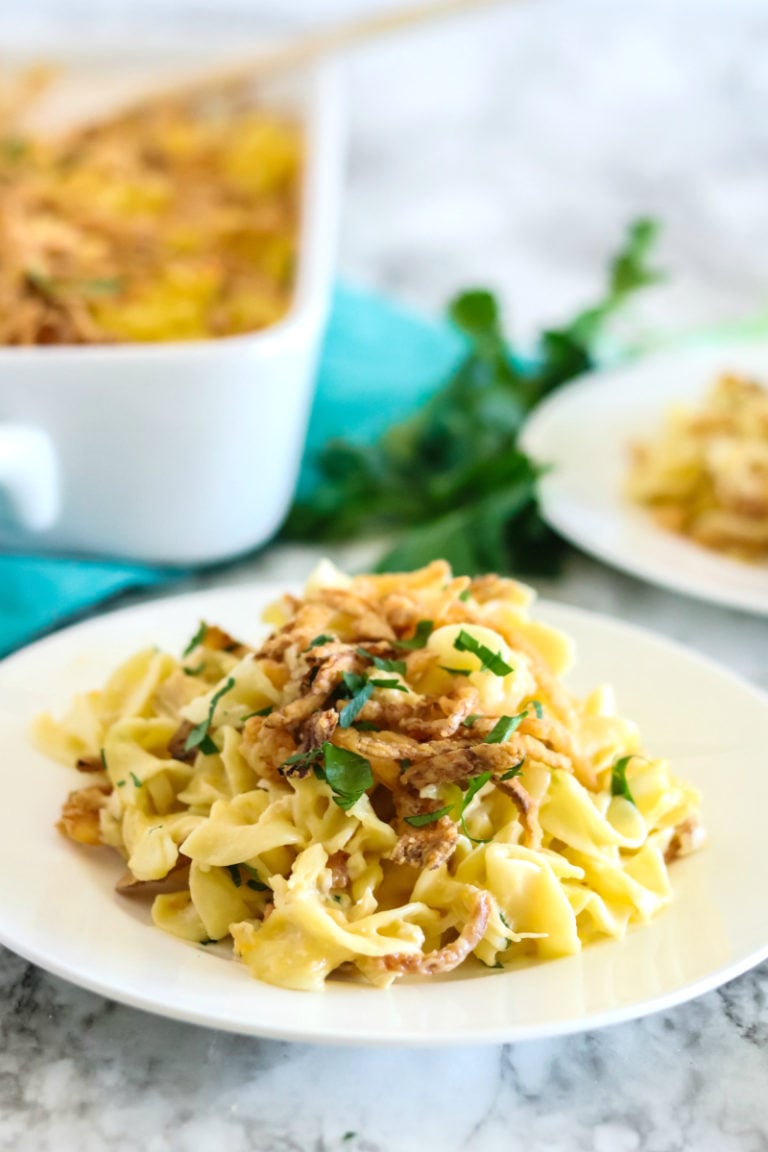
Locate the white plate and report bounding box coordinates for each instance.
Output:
[521,341,768,615]
[0,583,767,1046]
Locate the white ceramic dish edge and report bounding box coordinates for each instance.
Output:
[0,50,344,566]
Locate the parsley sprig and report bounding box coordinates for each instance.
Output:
[281,741,374,812]
[611,755,638,805]
[283,219,661,575]
[184,677,235,756]
[453,630,513,677]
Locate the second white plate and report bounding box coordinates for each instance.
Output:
[521,340,768,615]
[0,583,767,1045]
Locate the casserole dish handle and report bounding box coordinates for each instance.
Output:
[0,425,60,532]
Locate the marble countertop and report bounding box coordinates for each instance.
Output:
[3,0,768,1148]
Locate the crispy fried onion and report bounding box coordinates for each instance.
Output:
[57,782,111,845]
[368,888,492,976]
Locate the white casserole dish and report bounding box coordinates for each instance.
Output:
[0,47,343,566]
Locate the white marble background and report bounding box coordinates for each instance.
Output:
[2,1,768,1148]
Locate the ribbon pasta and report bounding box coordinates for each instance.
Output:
[35,561,703,991]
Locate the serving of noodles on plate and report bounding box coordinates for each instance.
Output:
[34,561,703,991]
[628,373,768,562]
[0,70,301,344]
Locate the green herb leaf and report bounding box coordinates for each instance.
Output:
[459,771,493,842]
[282,220,661,577]
[338,673,375,728]
[241,863,269,890]
[100,748,109,773]
[281,747,322,773]
[80,277,123,296]
[129,771,143,788]
[530,700,543,719]
[484,712,527,744]
[183,621,207,656]
[404,805,453,827]
[184,676,235,756]
[306,633,335,649]
[352,720,381,732]
[356,648,407,676]
[369,677,408,692]
[499,910,512,931]
[499,759,525,781]
[183,662,206,677]
[321,743,374,811]
[453,630,513,676]
[458,587,472,602]
[241,705,273,721]
[611,755,637,805]
[440,666,473,677]
[226,864,242,888]
[397,620,434,649]
[463,714,481,727]
[116,779,126,788]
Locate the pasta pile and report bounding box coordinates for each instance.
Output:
[36,561,703,991]
[628,373,768,561]
[0,74,301,344]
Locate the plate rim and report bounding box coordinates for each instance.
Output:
[1,580,768,1046]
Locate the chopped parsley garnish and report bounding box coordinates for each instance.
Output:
[352,720,380,732]
[183,620,207,656]
[116,780,126,788]
[241,863,269,891]
[453,630,513,676]
[404,805,453,827]
[129,771,143,788]
[320,743,374,811]
[281,747,322,773]
[459,771,493,842]
[356,648,407,676]
[242,705,273,721]
[463,714,481,728]
[183,662,205,677]
[530,700,543,719]
[399,758,412,772]
[611,755,637,805]
[440,666,473,677]
[338,672,375,728]
[458,587,472,602]
[368,677,407,692]
[184,676,235,756]
[81,277,123,296]
[306,633,335,649]
[397,620,434,649]
[499,910,512,931]
[226,864,242,888]
[499,759,525,781]
[484,711,528,744]
[100,748,109,773]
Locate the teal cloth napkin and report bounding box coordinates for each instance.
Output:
[0,284,464,657]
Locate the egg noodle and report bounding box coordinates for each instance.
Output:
[35,561,703,991]
[628,373,768,562]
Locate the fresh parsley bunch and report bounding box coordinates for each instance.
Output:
[283,218,661,576]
